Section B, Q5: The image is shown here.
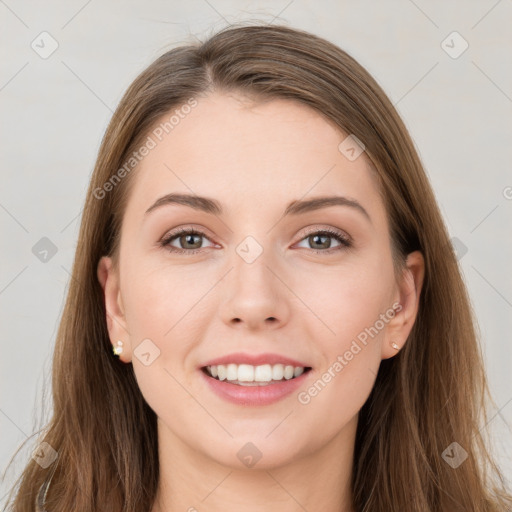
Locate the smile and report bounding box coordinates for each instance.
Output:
[203,363,312,385]
[199,364,313,406]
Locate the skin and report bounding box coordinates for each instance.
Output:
[97,91,424,512]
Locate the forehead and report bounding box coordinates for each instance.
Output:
[123,91,385,224]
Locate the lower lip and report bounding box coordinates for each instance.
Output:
[199,368,312,406]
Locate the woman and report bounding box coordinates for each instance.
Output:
[4,23,511,512]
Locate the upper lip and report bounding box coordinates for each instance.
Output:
[200,352,311,368]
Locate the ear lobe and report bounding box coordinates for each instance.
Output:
[97,256,131,363]
[381,250,425,360]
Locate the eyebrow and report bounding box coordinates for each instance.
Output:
[144,193,371,223]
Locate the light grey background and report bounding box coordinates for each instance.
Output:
[1,0,511,505]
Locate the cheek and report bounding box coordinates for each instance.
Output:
[292,345,380,458]
[294,267,393,445]
[121,263,202,418]
[118,263,196,410]
[121,256,205,340]
[288,252,395,347]
[291,253,393,418]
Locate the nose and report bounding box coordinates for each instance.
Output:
[218,248,291,331]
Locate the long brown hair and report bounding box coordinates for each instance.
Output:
[4,23,511,512]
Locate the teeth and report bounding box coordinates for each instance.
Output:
[205,363,307,383]
[226,364,238,381]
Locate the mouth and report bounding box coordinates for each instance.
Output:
[201,364,313,386]
[199,361,314,406]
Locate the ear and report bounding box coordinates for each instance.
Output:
[97,256,132,363]
[381,250,425,360]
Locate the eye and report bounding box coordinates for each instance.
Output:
[160,228,216,254]
[159,227,352,255]
[295,228,352,254]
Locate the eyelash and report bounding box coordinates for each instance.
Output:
[159,227,352,255]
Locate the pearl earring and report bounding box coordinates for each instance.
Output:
[113,340,124,356]
[391,342,400,350]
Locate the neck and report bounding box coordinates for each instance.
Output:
[151,415,357,512]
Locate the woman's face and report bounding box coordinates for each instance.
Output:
[98,91,423,469]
